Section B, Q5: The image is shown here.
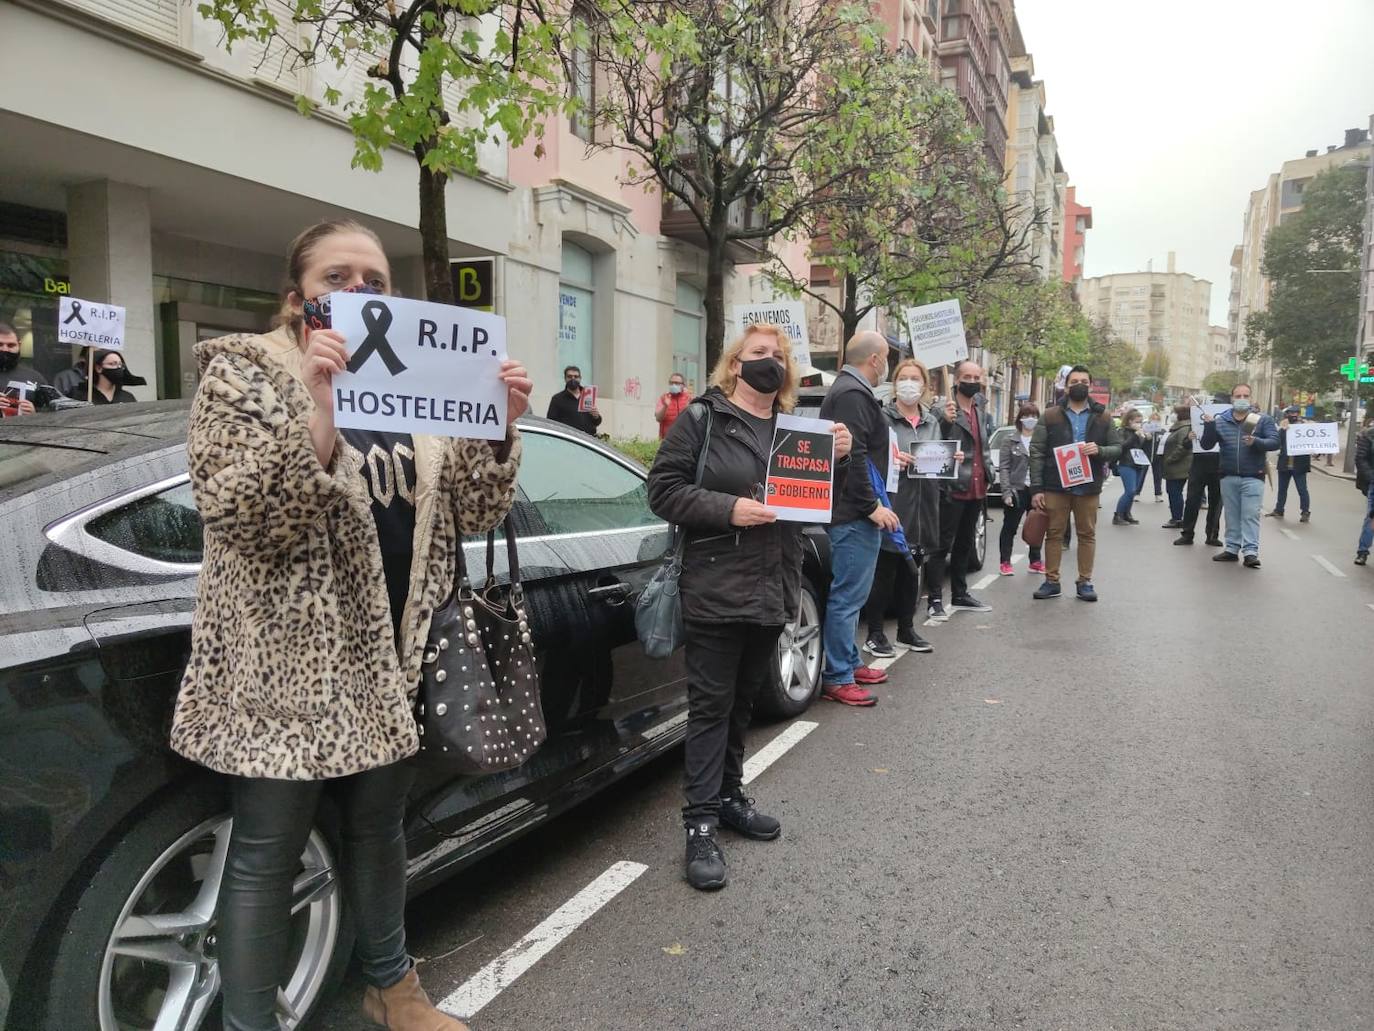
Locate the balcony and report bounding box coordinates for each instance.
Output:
[661,176,768,263]
[940,12,989,72]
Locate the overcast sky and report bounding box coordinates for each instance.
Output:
[1015,0,1374,325]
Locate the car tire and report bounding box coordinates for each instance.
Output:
[757,579,824,720]
[966,504,987,573]
[43,784,352,1031]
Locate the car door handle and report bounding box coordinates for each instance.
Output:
[587,581,632,604]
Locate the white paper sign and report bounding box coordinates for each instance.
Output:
[733,301,811,369]
[58,296,126,351]
[1286,422,1340,455]
[902,299,969,371]
[329,292,508,441]
[909,439,960,479]
[886,428,902,494]
[1130,448,1150,466]
[1190,404,1230,453]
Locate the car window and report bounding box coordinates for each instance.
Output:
[85,481,204,565]
[518,430,662,536]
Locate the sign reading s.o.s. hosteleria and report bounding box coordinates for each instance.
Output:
[329,292,507,441]
[1286,422,1339,455]
[58,296,126,351]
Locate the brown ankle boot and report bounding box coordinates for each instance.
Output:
[362,968,470,1031]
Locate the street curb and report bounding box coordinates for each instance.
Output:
[1313,463,1357,482]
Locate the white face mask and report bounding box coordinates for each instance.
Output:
[1021,417,1038,432]
[894,380,923,404]
[669,383,684,394]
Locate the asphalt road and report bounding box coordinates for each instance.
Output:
[318,470,1374,1031]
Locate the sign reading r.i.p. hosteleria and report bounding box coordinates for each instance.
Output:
[329,292,508,441]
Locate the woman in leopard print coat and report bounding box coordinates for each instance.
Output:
[170,220,530,1031]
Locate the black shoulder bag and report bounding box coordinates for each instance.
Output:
[416,513,545,773]
[635,403,713,659]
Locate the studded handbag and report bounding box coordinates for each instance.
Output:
[415,514,545,773]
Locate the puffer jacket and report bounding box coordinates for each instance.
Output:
[1356,428,1373,494]
[1161,419,1194,480]
[879,401,942,558]
[648,388,840,625]
[170,327,520,780]
[1200,408,1279,478]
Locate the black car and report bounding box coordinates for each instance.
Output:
[0,403,830,1031]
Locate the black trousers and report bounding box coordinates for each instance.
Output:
[1180,467,1222,541]
[999,488,1042,564]
[863,549,920,635]
[929,496,982,602]
[219,762,416,1031]
[681,621,783,826]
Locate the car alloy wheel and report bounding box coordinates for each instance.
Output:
[776,584,823,706]
[97,815,341,1031]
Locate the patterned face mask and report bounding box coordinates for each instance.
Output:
[301,283,384,331]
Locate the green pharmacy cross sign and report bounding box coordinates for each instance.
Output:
[1340,357,1374,383]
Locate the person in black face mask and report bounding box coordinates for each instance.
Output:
[67,348,146,404]
[648,324,852,891]
[545,364,602,435]
[0,321,50,416]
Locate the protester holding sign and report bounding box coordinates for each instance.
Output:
[1174,395,1225,548]
[1112,409,1152,526]
[172,219,529,1031]
[1267,406,1312,523]
[654,371,692,439]
[1200,383,1279,568]
[861,358,944,658]
[0,321,49,416]
[1029,365,1121,601]
[648,323,851,891]
[65,349,145,404]
[546,364,602,434]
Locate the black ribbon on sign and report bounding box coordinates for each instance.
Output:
[346,300,407,376]
[63,301,86,326]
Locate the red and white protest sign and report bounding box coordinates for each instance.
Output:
[578,385,598,413]
[1053,442,1093,488]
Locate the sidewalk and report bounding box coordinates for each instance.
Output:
[1312,452,1356,481]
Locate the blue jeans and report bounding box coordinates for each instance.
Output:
[1220,475,1264,556]
[1359,483,1374,552]
[1166,478,1187,521]
[823,519,881,687]
[1115,465,1141,516]
[1274,469,1309,514]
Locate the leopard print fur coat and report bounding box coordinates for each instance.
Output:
[169,327,520,780]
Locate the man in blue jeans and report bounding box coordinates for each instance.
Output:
[818,332,901,707]
[1200,383,1279,568]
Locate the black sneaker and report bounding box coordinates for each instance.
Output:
[718,794,781,841]
[1125,515,1140,525]
[684,823,727,890]
[1161,520,1182,528]
[896,627,933,652]
[927,600,949,623]
[1112,513,1127,526]
[949,593,992,613]
[1173,534,1194,546]
[1213,551,1239,562]
[1300,512,1310,523]
[863,632,896,658]
[1205,537,1224,547]
[1033,581,1062,600]
[1356,551,1369,566]
[1243,554,1261,568]
[1264,510,1283,519]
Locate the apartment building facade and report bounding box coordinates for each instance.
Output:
[1079,254,1214,394]
[937,0,1012,172]
[1062,186,1092,289]
[1227,128,1371,409]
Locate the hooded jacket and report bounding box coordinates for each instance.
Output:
[169,326,520,780]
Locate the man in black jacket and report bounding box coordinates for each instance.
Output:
[0,321,49,417]
[1356,417,1374,565]
[546,364,602,435]
[1174,394,1225,548]
[1268,406,1312,521]
[817,331,900,707]
[1029,365,1121,601]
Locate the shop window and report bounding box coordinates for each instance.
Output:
[672,280,705,393]
[558,243,595,381]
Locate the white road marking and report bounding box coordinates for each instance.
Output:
[1280,528,1299,540]
[1312,555,1347,579]
[1011,552,1026,564]
[743,719,819,785]
[439,861,648,1018]
[866,653,900,671]
[972,573,997,591]
[1367,604,1374,614]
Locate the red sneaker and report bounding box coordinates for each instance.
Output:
[822,683,877,707]
[853,665,889,685]
[1028,560,1045,574]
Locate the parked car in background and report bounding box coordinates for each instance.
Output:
[0,403,830,1031]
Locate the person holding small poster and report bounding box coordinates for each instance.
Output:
[648,323,851,891]
[1111,409,1152,526]
[545,364,602,435]
[1267,406,1312,522]
[172,219,531,1031]
[1029,365,1121,601]
[0,321,49,416]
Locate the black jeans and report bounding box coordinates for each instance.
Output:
[1180,467,1222,541]
[219,762,416,1031]
[929,496,982,602]
[681,621,783,826]
[863,550,920,635]
[998,488,1042,565]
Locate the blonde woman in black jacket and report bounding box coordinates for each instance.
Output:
[647,324,850,891]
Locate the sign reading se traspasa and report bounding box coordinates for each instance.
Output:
[329,293,508,441]
[764,413,834,522]
[58,296,126,351]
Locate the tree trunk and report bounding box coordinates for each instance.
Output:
[703,212,729,373]
[418,160,454,304]
[1008,360,1019,423]
[841,273,860,344]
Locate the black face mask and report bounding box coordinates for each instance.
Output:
[566,378,581,392]
[1067,384,1090,403]
[739,356,785,395]
[957,381,981,398]
[101,367,128,386]
[0,352,18,373]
